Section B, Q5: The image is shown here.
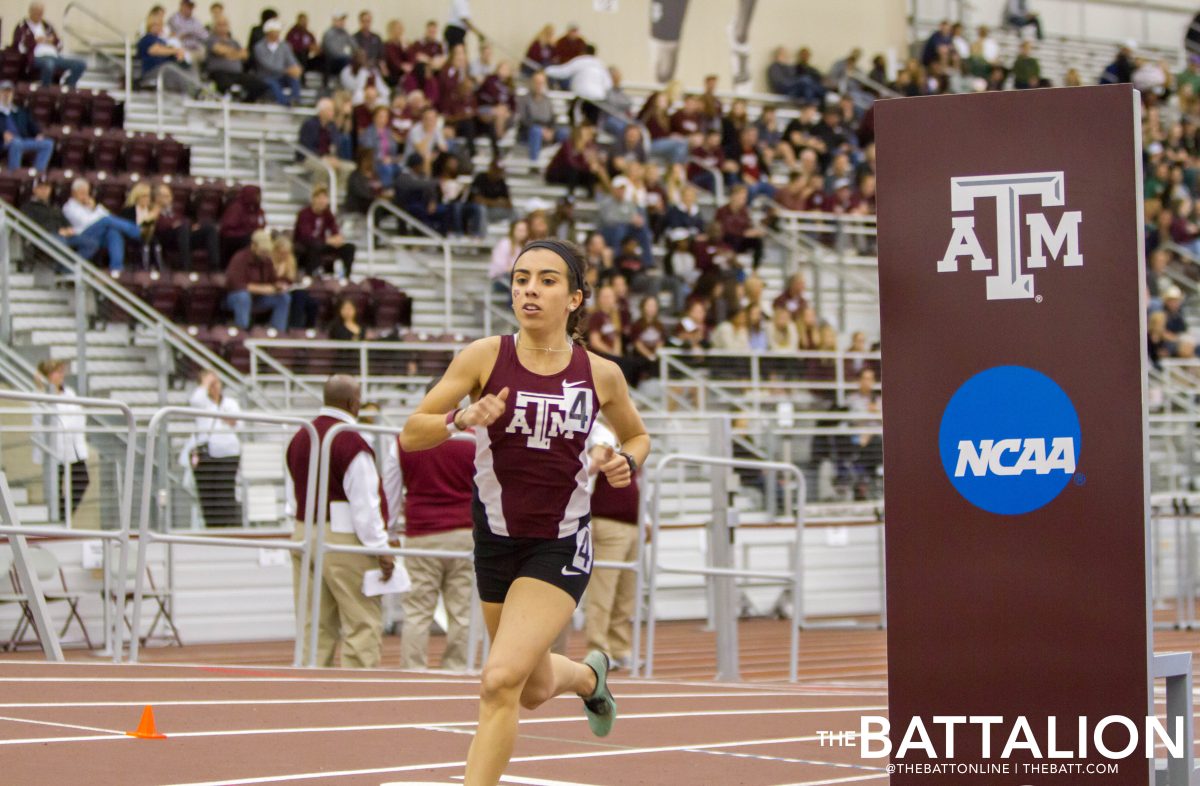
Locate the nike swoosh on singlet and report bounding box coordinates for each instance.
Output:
[562,380,586,388]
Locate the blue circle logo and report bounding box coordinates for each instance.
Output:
[938,366,1081,516]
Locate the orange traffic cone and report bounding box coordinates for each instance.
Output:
[126,705,167,739]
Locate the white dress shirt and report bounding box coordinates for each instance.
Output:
[189,385,242,458]
[447,0,472,28]
[31,385,89,466]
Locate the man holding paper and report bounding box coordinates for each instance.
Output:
[286,375,396,668]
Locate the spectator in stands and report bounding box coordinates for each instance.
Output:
[254,18,302,106]
[153,183,218,271]
[286,13,319,76]
[137,15,195,91]
[444,0,478,51]
[205,18,269,103]
[673,299,709,351]
[341,49,390,106]
[286,375,393,669]
[272,234,317,328]
[638,89,690,166]
[208,2,225,30]
[119,182,163,269]
[488,217,529,298]
[404,105,452,177]
[299,98,356,195]
[665,183,706,244]
[545,44,612,126]
[601,161,654,272]
[168,0,208,62]
[13,2,87,87]
[382,20,413,88]
[602,66,637,134]
[412,20,446,66]
[524,24,556,75]
[1006,0,1043,40]
[470,40,495,81]
[711,306,751,351]
[294,186,355,278]
[476,61,516,156]
[21,176,99,261]
[186,369,242,527]
[1133,57,1171,99]
[1164,286,1189,341]
[1012,41,1041,89]
[218,185,266,263]
[584,229,614,273]
[345,147,392,215]
[727,126,775,202]
[436,155,486,237]
[768,305,799,350]
[1101,44,1136,85]
[545,123,607,197]
[225,229,290,331]
[627,295,664,382]
[358,105,400,185]
[33,358,90,521]
[469,158,513,224]
[827,48,863,90]
[1149,310,1170,369]
[380,375,476,671]
[329,296,364,341]
[554,22,587,64]
[63,178,143,272]
[922,20,953,67]
[774,273,809,319]
[247,8,277,53]
[0,81,52,173]
[321,13,358,87]
[517,71,566,164]
[714,184,764,268]
[767,46,803,101]
[588,284,635,384]
[354,11,383,69]
[846,367,882,499]
[583,415,639,670]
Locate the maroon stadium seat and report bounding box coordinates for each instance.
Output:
[145,272,182,321]
[92,129,124,172]
[89,92,120,130]
[0,170,26,207]
[179,272,225,326]
[124,134,155,175]
[0,50,25,83]
[58,89,91,127]
[154,136,187,175]
[25,87,59,127]
[94,174,130,214]
[56,130,92,171]
[192,180,229,224]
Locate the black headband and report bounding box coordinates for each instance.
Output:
[513,239,586,292]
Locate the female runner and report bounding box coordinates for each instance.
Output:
[400,238,651,785]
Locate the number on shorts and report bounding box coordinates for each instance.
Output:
[573,527,593,573]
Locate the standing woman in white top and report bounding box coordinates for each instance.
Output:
[33,359,89,522]
[188,370,242,528]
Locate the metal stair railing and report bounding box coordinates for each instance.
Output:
[62,1,133,98]
[0,201,275,411]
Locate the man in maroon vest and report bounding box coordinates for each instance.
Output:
[286,375,394,668]
[584,417,640,671]
[381,376,475,671]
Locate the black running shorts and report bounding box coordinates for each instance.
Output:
[473,498,593,605]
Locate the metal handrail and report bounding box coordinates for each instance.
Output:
[62,1,132,97]
[234,130,339,210]
[644,452,807,682]
[0,389,137,664]
[687,156,725,206]
[0,201,265,409]
[130,407,321,666]
[154,63,233,173]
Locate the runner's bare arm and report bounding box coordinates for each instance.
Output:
[400,337,502,451]
[591,355,651,481]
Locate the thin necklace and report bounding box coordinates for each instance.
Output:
[516,333,574,353]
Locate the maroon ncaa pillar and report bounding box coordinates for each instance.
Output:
[875,85,1152,785]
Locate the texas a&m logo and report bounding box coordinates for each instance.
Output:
[505,382,594,449]
[937,171,1083,301]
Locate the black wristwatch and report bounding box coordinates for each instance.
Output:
[619,451,638,475]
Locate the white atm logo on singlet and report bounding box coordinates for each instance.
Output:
[505,382,594,449]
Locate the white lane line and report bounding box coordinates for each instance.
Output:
[0,714,125,736]
[0,691,807,709]
[164,735,828,786]
[773,775,889,786]
[0,706,886,747]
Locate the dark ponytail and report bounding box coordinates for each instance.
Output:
[513,238,592,342]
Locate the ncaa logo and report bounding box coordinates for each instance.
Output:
[938,366,1081,515]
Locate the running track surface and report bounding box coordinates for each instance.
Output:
[3,621,1200,785]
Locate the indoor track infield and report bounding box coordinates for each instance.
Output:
[0,659,892,786]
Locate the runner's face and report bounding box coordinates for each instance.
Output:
[511,248,579,331]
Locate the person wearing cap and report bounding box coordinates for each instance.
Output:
[205,17,269,102]
[21,177,100,262]
[1005,0,1043,40]
[321,13,358,87]
[13,2,87,87]
[0,80,53,173]
[253,18,302,107]
[137,14,195,91]
[62,179,144,272]
[168,0,209,61]
[1164,286,1190,343]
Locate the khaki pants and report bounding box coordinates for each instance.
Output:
[302,156,355,199]
[400,528,475,671]
[585,517,639,659]
[292,527,383,668]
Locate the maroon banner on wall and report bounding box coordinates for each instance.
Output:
[874,85,1152,785]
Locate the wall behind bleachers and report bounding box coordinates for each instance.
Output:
[45,0,908,92]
